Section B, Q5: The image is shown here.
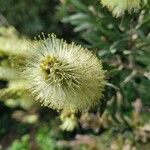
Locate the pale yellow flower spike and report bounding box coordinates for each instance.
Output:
[22,34,106,113]
[100,0,147,17]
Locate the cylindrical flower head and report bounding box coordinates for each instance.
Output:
[22,34,106,112]
[100,0,147,17]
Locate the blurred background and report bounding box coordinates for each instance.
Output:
[0,0,150,150]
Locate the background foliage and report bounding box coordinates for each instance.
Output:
[0,0,150,150]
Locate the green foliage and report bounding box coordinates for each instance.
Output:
[7,135,30,150]
[0,0,59,37]
[36,125,57,150]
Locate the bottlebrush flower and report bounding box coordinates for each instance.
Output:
[22,34,106,112]
[100,0,147,17]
